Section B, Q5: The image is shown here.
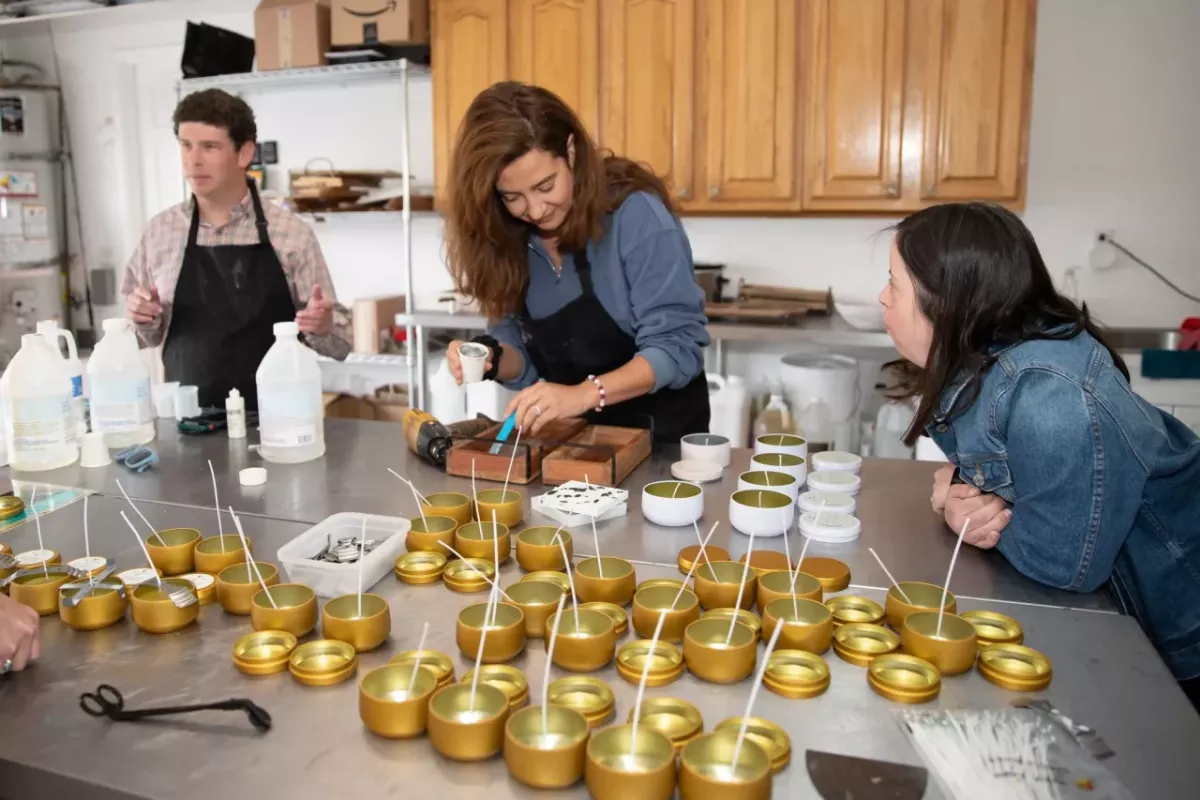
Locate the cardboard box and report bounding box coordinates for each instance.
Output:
[323,388,408,423]
[352,294,406,354]
[255,0,331,71]
[331,0,428,47]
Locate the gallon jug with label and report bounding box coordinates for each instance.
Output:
[88,318,155,448]
[0,333,79,471]
[36,319,87,440]
[708,374,751,446]
[256,321,325,464]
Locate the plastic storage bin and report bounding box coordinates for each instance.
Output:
[276,512,411,598]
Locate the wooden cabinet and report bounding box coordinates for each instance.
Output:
[510,0,601,138]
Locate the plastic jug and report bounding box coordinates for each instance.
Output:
[708,374,750,447]
[0,333,79,471]
[753,390,794,438]
[36,319,87,440]
[429,357,468,425]
[256,321,325,464]
[87,318,155,448]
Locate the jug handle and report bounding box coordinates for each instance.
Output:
[55,329,78,361]
[707,374,726,391]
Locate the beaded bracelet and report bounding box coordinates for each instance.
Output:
[587,374,606,412]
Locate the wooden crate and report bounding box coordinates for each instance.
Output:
[445,418,588,484]
[541,426,652,487]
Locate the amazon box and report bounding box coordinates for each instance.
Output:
[255,0,331,71]
[331,0,428,47]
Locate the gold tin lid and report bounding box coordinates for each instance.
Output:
[232,630,297,676]
[67,556,110,578]
[636,577,686,594]
[14,548,59,568]
[578,602,627,636]
[714,717,791,774]
[626,697,703,748]
[289,639,358,686]
[738,550,792,577]
[615,640,684,687]
[443,558,495,593]
[825,595,886,627]
[763,649,831,699]
[961,610,1025,647]
[116,567,160,587]
[520,570,572,595]
[547,675,614,727]
[867,654,941,704]
[833,623,900,667]
[395,551,448,585]
[0,495,25,520]
[179,573,216,605]
[702,607,762,640]
[977,643,1052,692]
[677,544,730,575]
[461,664,529,709]
[798,557,851,592]
[389,649,455,686]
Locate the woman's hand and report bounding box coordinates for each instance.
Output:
[930,464,955,513]
[943,484,1011,549]
[0,592,41,673]
[506,381,595,436]
[446,340,493,386]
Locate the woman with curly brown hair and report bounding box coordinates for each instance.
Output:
[444,82,711,442]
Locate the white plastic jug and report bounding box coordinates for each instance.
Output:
[256,321,325,464]
[0,333,79,471]
[708,374,750,447]
[36,319,87,440]
[87,318,155,448]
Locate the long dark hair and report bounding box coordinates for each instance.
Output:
[886,202,1128,446]
[444,81,674,320]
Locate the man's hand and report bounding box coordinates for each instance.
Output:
[296,285,334,336]
[943,484,1011,549]
[0,593,41,673]
[126,285,162,325]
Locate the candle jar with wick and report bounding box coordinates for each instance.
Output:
[899,611,978,675]
[585,724,677,800]
[504,704,590,789]
[761,598,834,655]
[427,682,511,761]
[405,515,457,554]
[456,602,527,663]
[420,492,472,526]
[505,580,566,637]
[193,534,249,575]
[250,583,318,637]
[692,561,757,610]
[682,618,757,684]
[515,526,573,571]
[474,489,523,528]
[145,528,201,576]
[455,521,512,564]
[886,581,956,629]
[755,570,820,611]
[631,586,700,643]
[322,593,392,652]
[59,577,127,631]
[544,608,616,672]
[10,568,72,615]
[215,562,279,615]
[573,557,636,605]
[678,729,772,799]
[359,663,439,739]
[389,649,456,688]
[130,579,200,633]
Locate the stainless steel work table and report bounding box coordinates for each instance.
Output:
[0,495,1197,799]
[4,419,1111,611]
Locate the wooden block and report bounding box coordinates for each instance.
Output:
[541,425,652,487]
[445,418,588,484]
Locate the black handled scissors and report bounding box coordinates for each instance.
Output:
[80,684,272,733]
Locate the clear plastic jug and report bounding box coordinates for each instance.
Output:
[0,333,79,471]
[87,318,155,448]
[256,321,325,464]
[36,319,87,440]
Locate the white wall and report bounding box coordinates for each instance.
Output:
[2,0,1198,381]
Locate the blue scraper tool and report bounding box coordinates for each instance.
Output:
[488,411,518,455]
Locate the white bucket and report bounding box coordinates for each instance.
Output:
[779,354,861,448]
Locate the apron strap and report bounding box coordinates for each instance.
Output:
[573,247,595,297]
[186,197,202,248]
[246,179,271,246]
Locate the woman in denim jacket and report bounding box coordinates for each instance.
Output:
[879,202,1200,709]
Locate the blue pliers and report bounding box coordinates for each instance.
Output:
[113,445,159,473]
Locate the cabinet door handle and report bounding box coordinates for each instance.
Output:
[678,187,691,199]
[924,184,937,198]
[708,185,720,199]
[886,181,899,197]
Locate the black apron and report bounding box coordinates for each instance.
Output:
[162,180,297,411]
[516,247,710,442]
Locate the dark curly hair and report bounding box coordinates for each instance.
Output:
[172,89,257,148]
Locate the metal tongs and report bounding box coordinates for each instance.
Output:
[80,684,272,733]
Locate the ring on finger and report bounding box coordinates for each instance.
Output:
[534,405,543,417]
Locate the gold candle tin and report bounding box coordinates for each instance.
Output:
[693,561,757,610]
[179,573,215,605]
[475,489,524,528]
[867,653,941,704]
[505,579,566,637]
[250,583,318,638]
[763,649,831,699]
[900,611,978,675]
[456,602,527,663]
[762,598,834,655]
[616,640,685,687]
[359,664,438,738]
[679,730,771,800]
[322,593,392,652]
[289,639,358,686]
[574,557,637,606]
[522,570,572,595]
[455,521,512,564]
[232,630,297,676]
[427,683,511,761]
[145,528,201,577]
[130,580,200,633]
[404,515,458,554]
[443,558,495,593]
[10,570,72,616]
[961,609,1025,647]
[978,643,1053,692]
[833,623,901,667]
[504,704,590,789]
[756,570,821,610]
[215,562,280,615]
[389,649,456,688]
[738,550,792,577]
[193,535,249,575]
[886,581,956,629]
[59,578,128,630]
[702,607,762,640]
[682,617,757,684]
[585,724,678,800]
[678,544,730,575]
[461,664,530,711]
[632,586,700,643]
[394,551,447,585]
[420,492,472,526]
[637,577,686,594]
[825,595,885,627]
[515,526,573,572]
[797,557,851,592]
[626,697,703,752]
[545,608,617,672]
[579,602,627,637]
[548,675,615,728]
[713,717,791,774]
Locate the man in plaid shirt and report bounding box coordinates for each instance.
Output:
[122,89,349,410]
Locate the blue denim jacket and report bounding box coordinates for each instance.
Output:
[927,331,1200,681]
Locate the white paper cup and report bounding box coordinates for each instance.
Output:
[153,381,179,418]
[79,431,112,468]
[458,342,489,384]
